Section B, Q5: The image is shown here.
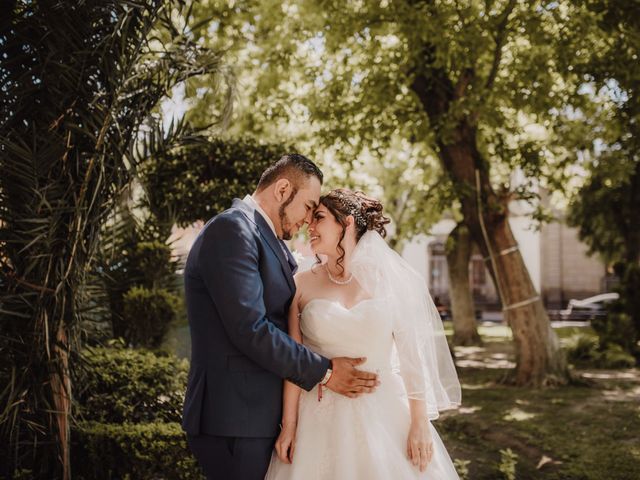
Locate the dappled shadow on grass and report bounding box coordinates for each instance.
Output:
[437,336,640,480]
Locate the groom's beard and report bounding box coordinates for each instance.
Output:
[279,188,298,240]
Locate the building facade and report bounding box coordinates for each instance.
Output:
[401,211,609,311]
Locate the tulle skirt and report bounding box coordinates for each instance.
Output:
[265,371,459,480]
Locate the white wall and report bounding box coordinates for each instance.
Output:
[401,214,541,292]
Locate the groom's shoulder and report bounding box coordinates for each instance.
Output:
[203,205,257,238]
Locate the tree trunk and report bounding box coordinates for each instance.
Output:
[446,223,482,346]
[412,62,569,386]
[50,323,71,480]
[478,214,566,385]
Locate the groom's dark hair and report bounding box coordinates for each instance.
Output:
[256,153,323,192]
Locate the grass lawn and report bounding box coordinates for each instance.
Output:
[436,323,640,480]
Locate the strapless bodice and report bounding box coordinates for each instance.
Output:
[300,297,393,373]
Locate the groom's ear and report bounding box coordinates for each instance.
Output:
[273,178,292,202]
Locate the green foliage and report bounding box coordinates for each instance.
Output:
[71,347,197,478]
[565,333,600,364]
[139,136,294,226]
[569,162,640,356]
[74,345,188,424]
[568,160,640,266]
[94,206,183,345]
[454,459,471,480]
[598,344,636,369]
[498,448,518,480]
[72,421,201,480]
[565,333,636,368]
[566,0,640,359]
[0,0,231,476]
[187,0,592,229]
[123,287,180,349]
[131,241,177,288]
[592,310,638,355]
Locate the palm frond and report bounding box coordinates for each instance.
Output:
[0,1,233,477]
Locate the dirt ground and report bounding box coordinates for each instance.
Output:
[435,326,640,480]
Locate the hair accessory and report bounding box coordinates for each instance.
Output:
[336,193,367,228]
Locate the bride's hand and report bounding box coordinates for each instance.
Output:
[275,422,297,464]
[407,420,433,472]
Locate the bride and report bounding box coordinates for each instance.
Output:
[265,189,461,479]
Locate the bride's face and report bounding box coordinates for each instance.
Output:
[308,204,350,256]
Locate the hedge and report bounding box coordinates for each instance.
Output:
[72,421,202,480]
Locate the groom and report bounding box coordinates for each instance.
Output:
[182,154,379,479]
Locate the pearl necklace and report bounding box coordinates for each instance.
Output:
[325,264,353,285]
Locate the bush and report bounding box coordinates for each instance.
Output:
[123,286,180,348]
[139,136,294,226]
[591,310,637,355]
[72,347,197,478]
[134,241,176,290]
[94,211,182,345]
[72,421,202,480]
[74,345,188,424]
[565,333,637,369]
[565,333,600,364]
[598,344,636,369]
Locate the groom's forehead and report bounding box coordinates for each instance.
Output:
[303,194,319,208]
[299,177,321,201]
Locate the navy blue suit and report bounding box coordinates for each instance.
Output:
[182,198,329,479]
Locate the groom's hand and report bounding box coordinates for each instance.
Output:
[325,357,380,398]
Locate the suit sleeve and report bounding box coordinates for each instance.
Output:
[197,212,329,391]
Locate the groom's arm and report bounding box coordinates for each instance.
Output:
[197,211,329,391]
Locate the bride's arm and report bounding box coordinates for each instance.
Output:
[393,328,434,472]
[274,286,305,464]
[407,398,433,472]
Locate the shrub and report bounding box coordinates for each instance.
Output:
[133,241,176,290]
[597,344,636,369]
[72,347,196,478]
[591,310,637,354]
[94,211,182,344]
[74,345,188,424]
[565,333,600,364]
[565,333,637,369]
[139,136,294,226]
[123,286,180,348]
[72,421,202,480]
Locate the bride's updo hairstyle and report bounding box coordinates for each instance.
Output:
[318,189,390,274]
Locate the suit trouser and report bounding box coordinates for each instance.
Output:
[187,434,276,480]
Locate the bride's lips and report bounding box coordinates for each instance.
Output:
[309,235,319,243]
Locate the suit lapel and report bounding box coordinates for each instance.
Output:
[279,240,298,274]
[232,199,296,293]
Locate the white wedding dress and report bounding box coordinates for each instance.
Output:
[265,296,460,480]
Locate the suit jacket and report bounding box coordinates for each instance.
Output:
[181,198,329,438]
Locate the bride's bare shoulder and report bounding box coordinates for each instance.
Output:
[294,263,324,289]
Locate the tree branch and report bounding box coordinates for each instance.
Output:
[484,0,517,93]
[454,67,475,99]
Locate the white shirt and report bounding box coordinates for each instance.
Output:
[243,194,278,238]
